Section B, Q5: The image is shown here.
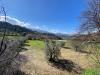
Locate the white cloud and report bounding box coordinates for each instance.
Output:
[0,16,31,27]
[0,16,74,34]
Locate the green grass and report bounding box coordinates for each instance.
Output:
[27,40,45,50]
[81,68,100,75]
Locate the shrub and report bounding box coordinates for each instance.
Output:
[26,34,33,40]
[45,40,61,62]
[70,40,82,51]
[87,42,100,67]
[0,38,27,75]
[57,41,65,47]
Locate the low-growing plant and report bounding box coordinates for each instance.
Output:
[81,68,100,75]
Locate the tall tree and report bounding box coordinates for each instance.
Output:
[79,0,100,67]
[80,0,100,33]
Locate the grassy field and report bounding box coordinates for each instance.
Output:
[81,68,100,75]
[18,40,97,75]
[27,40,45,50]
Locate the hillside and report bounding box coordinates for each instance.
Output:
[0,21,62,39]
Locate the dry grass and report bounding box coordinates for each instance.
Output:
[61,48,93,69]
[18,41,94,75]
[20,47,72,75]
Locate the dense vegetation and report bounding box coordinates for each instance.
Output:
[0,37,27,75]
[0,21,62,40]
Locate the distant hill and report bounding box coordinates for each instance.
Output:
[55,33,72,39]
[0,21,62,40]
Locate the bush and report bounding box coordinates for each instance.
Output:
[70,40,82,51]
[26,34,33,40]
[87,42,100,67]
[0,37,27,75]
[45,40,61,62]
[57,41,65,47]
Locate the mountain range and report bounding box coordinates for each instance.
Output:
[0,21,63,39]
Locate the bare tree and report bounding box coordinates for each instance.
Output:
[0,6,27,75]
[0,7,7,56]
[80,0,100,34]
[79,0,100,67]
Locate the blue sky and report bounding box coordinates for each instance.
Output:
[0,0,86,34]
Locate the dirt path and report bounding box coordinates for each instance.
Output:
[19,46,93,75]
